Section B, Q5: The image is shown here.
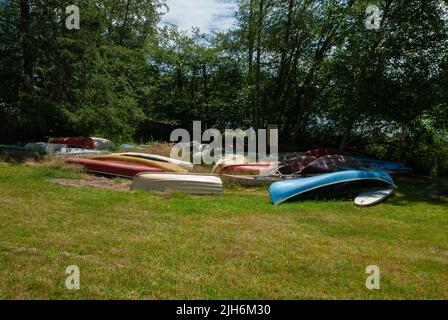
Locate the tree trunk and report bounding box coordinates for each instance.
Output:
[247,0,256,127]
[120,0,131,44]
[254,0,264,130]
[19,0,33,106]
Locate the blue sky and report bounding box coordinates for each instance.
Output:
[160,0,237,33]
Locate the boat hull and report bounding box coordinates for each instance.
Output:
[91,155,188,173]
[65,158,163,178]
[132,173,223,195]
[269,170,396,205]
[117,153,193,171]
[354,189,394,207]
[49,137,95,150]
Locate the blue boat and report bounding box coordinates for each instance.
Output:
[353,157,412,173]
[269,170,396,205]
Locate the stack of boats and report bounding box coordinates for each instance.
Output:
[1,140,409,206]
[213,148,409,207]
[65,153,224,195]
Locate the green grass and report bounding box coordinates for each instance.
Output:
[0,163,447,299]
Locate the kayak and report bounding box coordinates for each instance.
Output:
[132,173,223,195]
[269,170,396,205]
[117,152,193,171]
[65,157,163,178]
[90,155,188,173]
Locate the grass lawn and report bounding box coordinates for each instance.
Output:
[0,162,447,299]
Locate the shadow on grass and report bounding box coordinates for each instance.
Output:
[387,176,448,206]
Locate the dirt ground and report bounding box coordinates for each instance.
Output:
[50,175,131,192]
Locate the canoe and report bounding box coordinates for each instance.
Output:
[269,170,396,205]
[354,189,394,207]
[221,174,283,187]
[132,173,223,195]
[117,152,193,171]
[49,137,95,150]
[91,155,188,173]
[65,157,163,178]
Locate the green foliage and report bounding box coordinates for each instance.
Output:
[0,0,447,175]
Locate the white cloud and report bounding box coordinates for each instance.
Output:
[160,0,237,33]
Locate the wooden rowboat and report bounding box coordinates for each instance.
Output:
[132,173,223,195]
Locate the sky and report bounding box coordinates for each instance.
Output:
[160,0,237,33]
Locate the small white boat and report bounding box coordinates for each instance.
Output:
[132,173,223,195]
[92,137,115,151]
[117,152,193,171]
[212,154,248,173]
[354,189,394,207]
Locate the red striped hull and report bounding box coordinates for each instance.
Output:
[49,137,95,150]
[65,158,163,178]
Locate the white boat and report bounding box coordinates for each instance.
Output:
[131,173,223,195]
[212,154,248,173]
[117,152,193,171]
[92,137,115,151]
[354,189,394,207]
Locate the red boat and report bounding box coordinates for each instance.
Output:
[49,137,95,150]
[65,158,164,178]
[220,162,280,175]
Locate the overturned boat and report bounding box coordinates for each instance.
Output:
[65,158,163,178]
[117,152,193,171]
[91,155,188,173]
[279,155,361,175]
[49,137,96,150]
[0,144,41,160]
[132,173,223,195]
[353,157,412,174]
[269,170,396,205]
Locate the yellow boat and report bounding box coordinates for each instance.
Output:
[91,155,188,173]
